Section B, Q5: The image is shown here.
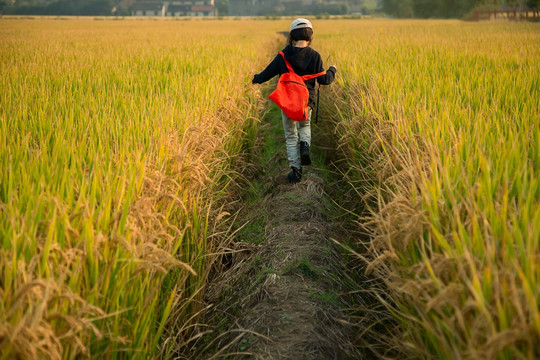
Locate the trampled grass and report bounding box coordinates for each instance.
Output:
[0,18,279,359]
[315,20,539,358]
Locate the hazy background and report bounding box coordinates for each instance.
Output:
[1,1,539,21]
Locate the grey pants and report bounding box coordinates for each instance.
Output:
[281,109,312,169]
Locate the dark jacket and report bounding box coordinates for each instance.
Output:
[252,45,336,109]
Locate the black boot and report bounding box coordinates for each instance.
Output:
[287,166,302,183]
[300,141,311,166]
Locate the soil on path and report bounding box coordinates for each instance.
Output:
[194,109,365,359]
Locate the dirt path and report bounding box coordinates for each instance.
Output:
[193,107,365,359]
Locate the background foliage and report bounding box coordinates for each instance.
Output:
[382,0,540,18]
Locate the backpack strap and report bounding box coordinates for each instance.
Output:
[278,51,326,81]
[278,51,295,74]
[301,71,326,81]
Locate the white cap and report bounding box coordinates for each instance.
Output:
[289,18,312,32]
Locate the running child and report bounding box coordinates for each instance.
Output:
[252,18,337,183]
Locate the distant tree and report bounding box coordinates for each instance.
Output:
[383,0,477,18]
[215,0,227,16]
[79,0,113,15]
[382,0,413,17]
[313,2,348,15]
[412,0,442,18]
[440,0,475,18]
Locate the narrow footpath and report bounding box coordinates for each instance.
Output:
[193,105,367,359]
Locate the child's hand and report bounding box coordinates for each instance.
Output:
[330,65,337,71]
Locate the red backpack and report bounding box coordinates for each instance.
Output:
[269,51,325,121]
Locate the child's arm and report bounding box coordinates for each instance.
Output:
[317,66,336,85]
[252,54,281,84]
[312,53,337,85]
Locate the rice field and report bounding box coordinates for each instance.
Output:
[1,17,539,359]
[315,20,539,358]
[0,18,273,359]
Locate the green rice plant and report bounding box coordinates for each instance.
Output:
[0,18,278,359]
[315,20,539,359]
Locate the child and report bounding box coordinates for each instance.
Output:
[252,18,337,183]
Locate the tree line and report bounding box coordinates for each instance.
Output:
[382,0,540,19]
[2,0,539,17]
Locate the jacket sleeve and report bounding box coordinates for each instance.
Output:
[252,54,281,84]
[312,52,336,85]
[317,66,336,85]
